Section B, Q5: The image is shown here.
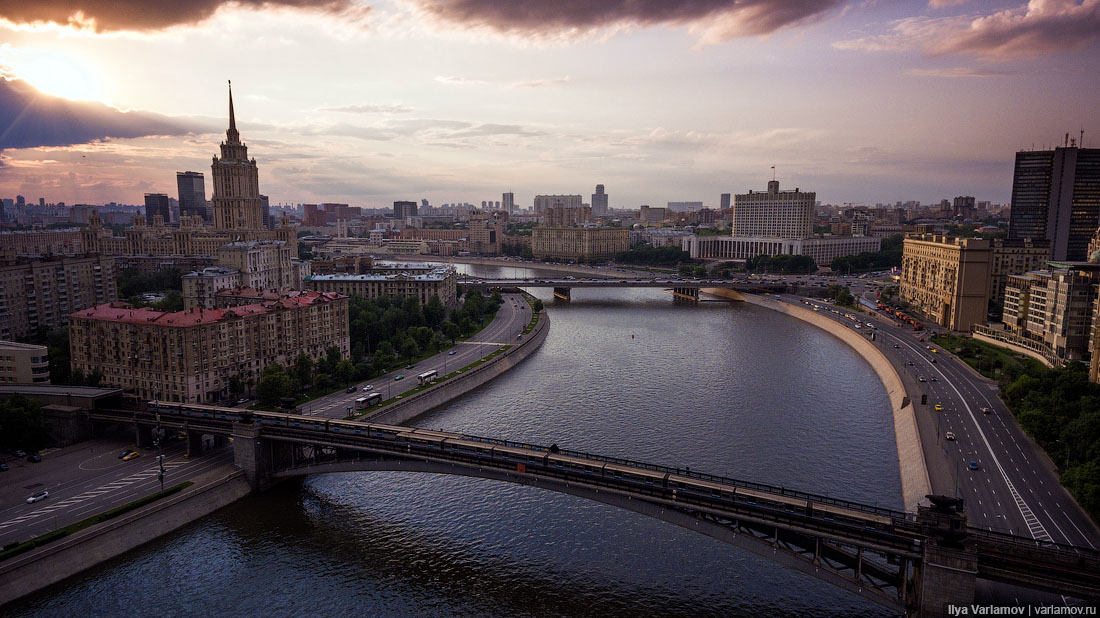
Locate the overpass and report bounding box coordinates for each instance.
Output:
[462,277,788,301]
[91,403,1100,617]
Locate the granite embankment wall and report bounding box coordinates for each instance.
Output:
[367,308,550,426]
[742,294,931,511]
[0,469,251,607]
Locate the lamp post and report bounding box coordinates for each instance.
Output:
[153,399,166,492]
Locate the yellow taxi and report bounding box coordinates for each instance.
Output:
[934,404,943,412]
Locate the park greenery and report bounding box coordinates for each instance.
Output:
[826,284,856,307]
[116,268,183,298]
[746,254,816,274]
[0,395,52,452]
[932,333,1100,520]
[829,234,903,273]
[255,290,502,407]
[615,245,692,267]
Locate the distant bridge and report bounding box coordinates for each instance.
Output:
[462,277,788,301]
[91,404,1100,617]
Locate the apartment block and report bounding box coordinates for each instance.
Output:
[0,341,50,384]
[69,291,349,404]
[531,227,629,261]
[305,264,457,307]
[899,235,991,331]
[0,254,117,340]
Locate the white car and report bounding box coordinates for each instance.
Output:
[26,490,48,503]
[945,432,956,441]
[363,385,374,391]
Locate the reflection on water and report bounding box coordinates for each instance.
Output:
[8,264,900,618]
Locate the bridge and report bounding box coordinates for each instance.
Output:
[461,277,788,301]
[91,403,1100,618]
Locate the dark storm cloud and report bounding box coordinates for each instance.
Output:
[0,78,200,149]
[411,0,845,38]
[0,0,360,32]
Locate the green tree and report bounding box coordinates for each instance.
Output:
[401,338,420,362]
[335,359,355,385]
[0,395,51,452]
[532,299,544,312]
[257,364,291,406]
[441,320,461,344]
[293,353,314,388]
[228,375,244,400]
[424,295,446,328]
[460,317,478,336]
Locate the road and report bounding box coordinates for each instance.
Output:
[0,439,235,547]
[773,293,1099,551]
[299,292,532,419]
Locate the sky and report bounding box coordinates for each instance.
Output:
[0,0,1098,209]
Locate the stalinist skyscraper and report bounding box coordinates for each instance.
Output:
[212,81,264,231]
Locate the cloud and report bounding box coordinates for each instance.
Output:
[0,0,364,33]
[929,0,968,7]
[907,66,1017,77]
[435,75,487,85]
[321,103,415,114]
[0,77,207,149]
[835,0,1100,59]
[511,76,571,88]
[411,0,845,43]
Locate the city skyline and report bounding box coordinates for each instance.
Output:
[1,0,1098,207]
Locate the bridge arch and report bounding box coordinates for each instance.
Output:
[272,457,907,611]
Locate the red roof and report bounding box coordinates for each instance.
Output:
[72,291,346,327]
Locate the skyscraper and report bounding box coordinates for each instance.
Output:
[1008,144,1100,261]
[211,81,264,231]
[592,184,608,216]
[176,171,209,222]
[733,180,814,240]
[502,192,515,214]
[394,200,418,219]
[144,193,171,224]
[720,193,731,210]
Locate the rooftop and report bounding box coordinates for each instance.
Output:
[72,290,347,326]
[0,341,47,351]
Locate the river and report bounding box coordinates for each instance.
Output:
[9,264,901,617]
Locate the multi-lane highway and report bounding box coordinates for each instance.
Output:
[0,439,235,548]
[299,292,532,419]
[773,292,1099,551]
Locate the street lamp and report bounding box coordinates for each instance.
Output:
[153,399,166,492]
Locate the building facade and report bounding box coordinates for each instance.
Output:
[681,234,880,267]
[533,195,582,215]
[394,201,418,219]
[733,181,814,240]
[988,238,1051,309]
[69,291,349,404]
[305,264,457,307]
[1008,145,1100,261]
[592,185,608,216]
[144,193,171,225]
[211,83,265,231]
[899,235,991,331]
[0,341,50,384]
[531,227,629,261]
[0,254,117,340]
[176,171,209,222]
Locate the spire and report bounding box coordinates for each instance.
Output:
[226,79,240,144]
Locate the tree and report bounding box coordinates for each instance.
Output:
[257,364,292,406]
[424,295,446,328]
[532,299,544,312]
[293,353,314,389]
[460,317,478,336]
[441,320,461,344]
[47,328,72,385]
[335,359,355,385]
[0,395,51,452]
[228,376,244,400]
[401,338,420,362]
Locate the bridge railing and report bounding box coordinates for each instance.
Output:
[453,433,908,521]
[969,525,1100,564]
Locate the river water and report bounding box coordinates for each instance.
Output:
[9,264,901,617]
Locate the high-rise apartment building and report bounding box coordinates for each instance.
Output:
[176,171,209,222]
[0,254,117,340]
[988,238,1051,309]
[545,206,592,227]
[733,181,814,240]
[502,192,515,214]
[144,193,171,225]
[394,201,418,219]
[69,291,350,404]
[720,193,731,210]
[1008,145,1100,261]
[899,235,991,331]
[261,195,271,229]
[592,185,608,216]
[531,227,629,261]
[211,82,264,231]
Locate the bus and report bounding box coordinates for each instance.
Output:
[417,370,439,385]
[355,393,382,409]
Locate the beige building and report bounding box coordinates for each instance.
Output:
[69,291,350,404]
[218,241,295,290]
[979,261,1099,367]
[989,238,1051,309]
[733,180,814,240]
[545,206,592,227]
[0,254,117,340]
[899,235,992,331]
[531,227,629,261]
[305,264,457,307]
[681,234,880,267]
[182,266,241,309]
[0,229,84,254]
[0,341,50,384]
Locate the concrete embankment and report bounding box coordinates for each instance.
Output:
[368,307,550,426]
[0,468,251,607]
[742,294,931,511]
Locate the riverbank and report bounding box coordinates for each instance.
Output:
[0,466,249,607]
[742,294,932,511]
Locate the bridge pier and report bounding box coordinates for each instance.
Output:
[553,287,571,301]
[135,424,154,449]
[232,421,270,492]
[672,287,699,302]
[912,499,976,617]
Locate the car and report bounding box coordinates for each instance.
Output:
[26,490,48,503]
[26,454,41,463]
[346,386,357,393]
[930,376,937,382]
[13,450,26,458]
[405,364,414,370]
[363,385,374,391]
[918,337,925,342]
[980,407,992,414]
[945,432,956,441]
[236,398,249,405]
[448,351,456,355]
[930,358,937,363]
[925,345,932,350]
[934,404,943,412]
[919,376,927,382]
[968,460,980,470]
[122,451,141,461]
[394,375,404,381]
[906,361,914,366]
[0,462,7,471]
[118,449,134,459]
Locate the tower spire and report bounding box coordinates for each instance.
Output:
[226,80,240,144]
